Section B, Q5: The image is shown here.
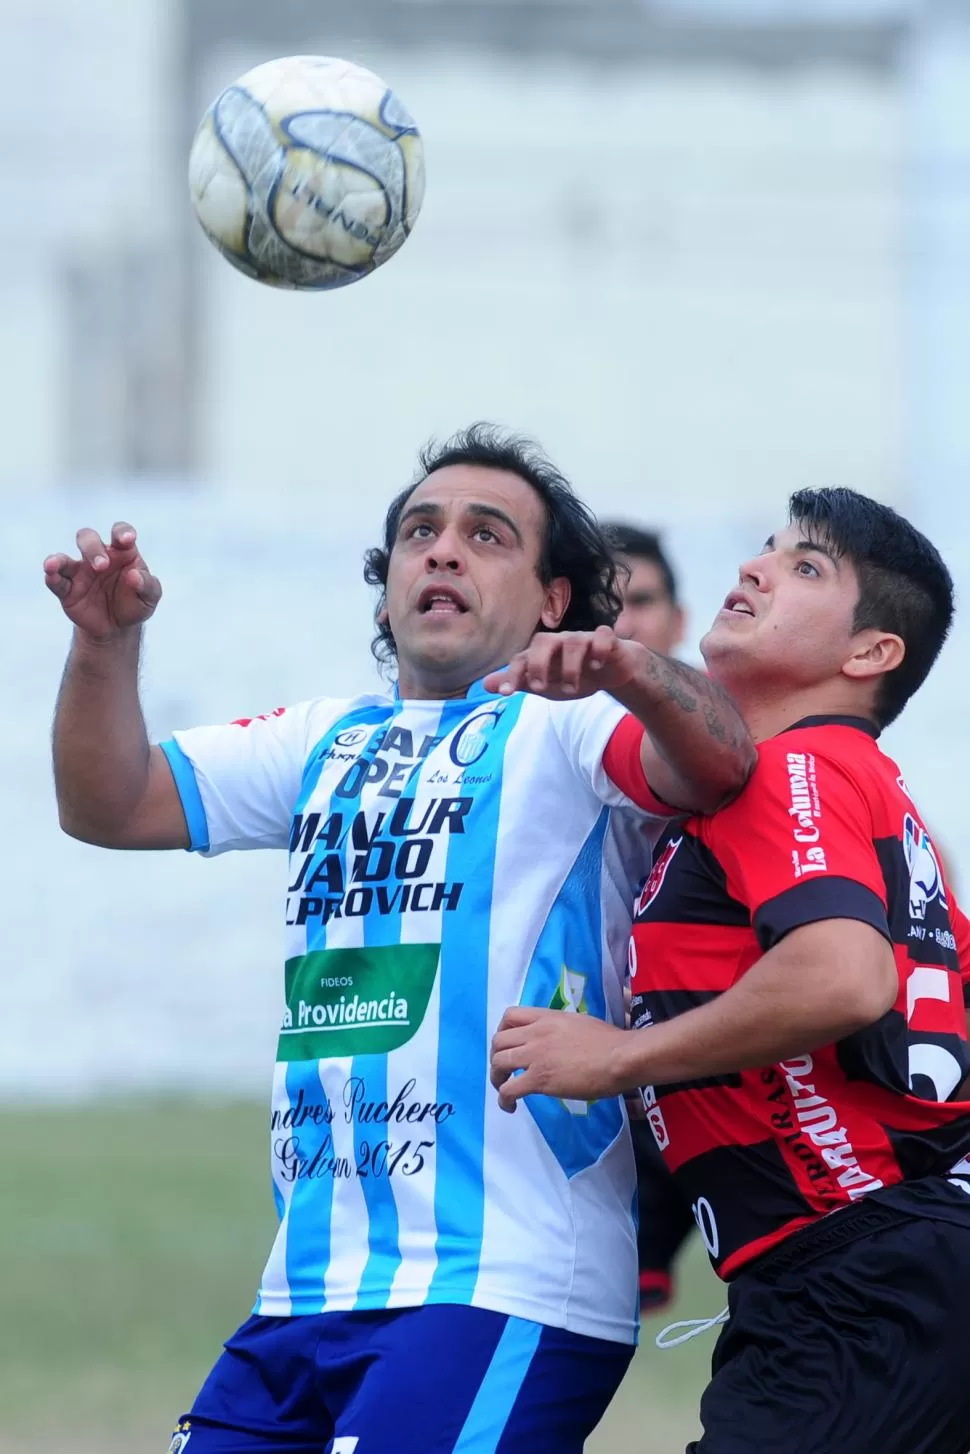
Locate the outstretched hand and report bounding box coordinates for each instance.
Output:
[483,626,643,701]
[44,523,161,640]
[490,1006,631,1113]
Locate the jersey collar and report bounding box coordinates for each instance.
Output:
[782,714,880,739]
[392,672,501,705]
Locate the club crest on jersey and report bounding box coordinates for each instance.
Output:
[168,1423,192,1453]
[903,813,947,920]
[635,837,682,917]
[448,703,507,767]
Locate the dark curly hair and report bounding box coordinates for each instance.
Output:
[363,423,623,667]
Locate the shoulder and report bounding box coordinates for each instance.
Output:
[704,727,877,843]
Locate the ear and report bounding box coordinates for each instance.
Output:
[539,577,571,630]
[377,604,390,627]
[841,629,905,684]
[670,605,687,652]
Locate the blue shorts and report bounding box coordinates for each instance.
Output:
[170,1305,633,1453]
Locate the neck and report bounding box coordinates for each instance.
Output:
[394,662,481,701]
[718,679,878,745]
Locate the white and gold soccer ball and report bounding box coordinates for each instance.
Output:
[188,55,425,290]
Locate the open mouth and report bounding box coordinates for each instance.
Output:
[417,584,469,616]
[721,590,755,618]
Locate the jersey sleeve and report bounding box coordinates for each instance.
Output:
[159,702,316,856]
[548,696,676,817]
[703,741,891,950]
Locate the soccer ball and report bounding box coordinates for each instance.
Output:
[188,55,425,290]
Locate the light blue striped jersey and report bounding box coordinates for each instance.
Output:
[163,680,665,1344]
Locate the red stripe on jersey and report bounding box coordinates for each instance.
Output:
[654,1081,771,1173]
[632,922,755,994]
[826,1077,970,1133]
[719,1218,817,1280]
[603,714,679,817]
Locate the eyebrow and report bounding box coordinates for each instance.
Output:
[398,500,523,545]
[763,533,840,570]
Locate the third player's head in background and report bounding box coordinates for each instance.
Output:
[604,524,686,658]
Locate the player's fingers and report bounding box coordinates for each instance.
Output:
[498,1070,536,1112]
[589,624,618,667]
[489,654,529,698]
[126,567,162,607]
[489,1045,532,1087]
[525,636,560,693]
[43,557,82,597]
[44,570,72,599]
[111,520,137,550]
[75,527,111,571]
[496,1005,546,1032]
[557,636,590,695]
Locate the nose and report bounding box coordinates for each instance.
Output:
[737,554,770,592]
[424,523,465,575]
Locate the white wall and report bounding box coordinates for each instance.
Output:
[198,52,904,527]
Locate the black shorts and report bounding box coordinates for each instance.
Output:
[689,1189,970,1454]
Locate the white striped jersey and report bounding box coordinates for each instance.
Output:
[162,678,666,1344]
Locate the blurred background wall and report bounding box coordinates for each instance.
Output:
[4,0,970,1090]
[5,4,970,1449]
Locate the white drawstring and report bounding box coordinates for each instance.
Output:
[655,1306,729,1350]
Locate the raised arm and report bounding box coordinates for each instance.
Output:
[45,523,189,849]
[484,625,755,814]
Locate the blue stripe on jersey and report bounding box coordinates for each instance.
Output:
[159,739,209,851]
[453,1315,542,1452]
[518,808,625,1179]
[428,693,526,1303]
[352,703,411,1309]
[282,707,389,1309]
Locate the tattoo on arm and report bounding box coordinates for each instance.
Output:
[644,653,748,749]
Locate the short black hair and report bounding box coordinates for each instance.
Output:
[363,423,623,666]
[602,523,679,605]
[789,487,954,728]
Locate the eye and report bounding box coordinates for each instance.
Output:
[795,559,820,578]
[473,525,499,543]
[406,521,435,540]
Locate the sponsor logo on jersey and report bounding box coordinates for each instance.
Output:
[778,1054,884,1199]
[785,751,828,878]
[635,837,682,917]
[278,944,439,1060]
[448,703,507,767]
[903,813,948,921]
[641,1082,670,1151]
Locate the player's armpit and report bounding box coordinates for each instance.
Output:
[76,745,191,851]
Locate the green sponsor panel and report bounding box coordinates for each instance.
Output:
[278,944,440,1061]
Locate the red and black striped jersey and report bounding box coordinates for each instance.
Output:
[630,714,970,1280]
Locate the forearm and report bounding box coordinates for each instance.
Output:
[612,649,755,812]
[54,628,151,839]
[621,926,895,1090]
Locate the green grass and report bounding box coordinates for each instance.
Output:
[0,1102,719,1452]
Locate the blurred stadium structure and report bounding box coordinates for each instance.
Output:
[4,0,970,1101]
